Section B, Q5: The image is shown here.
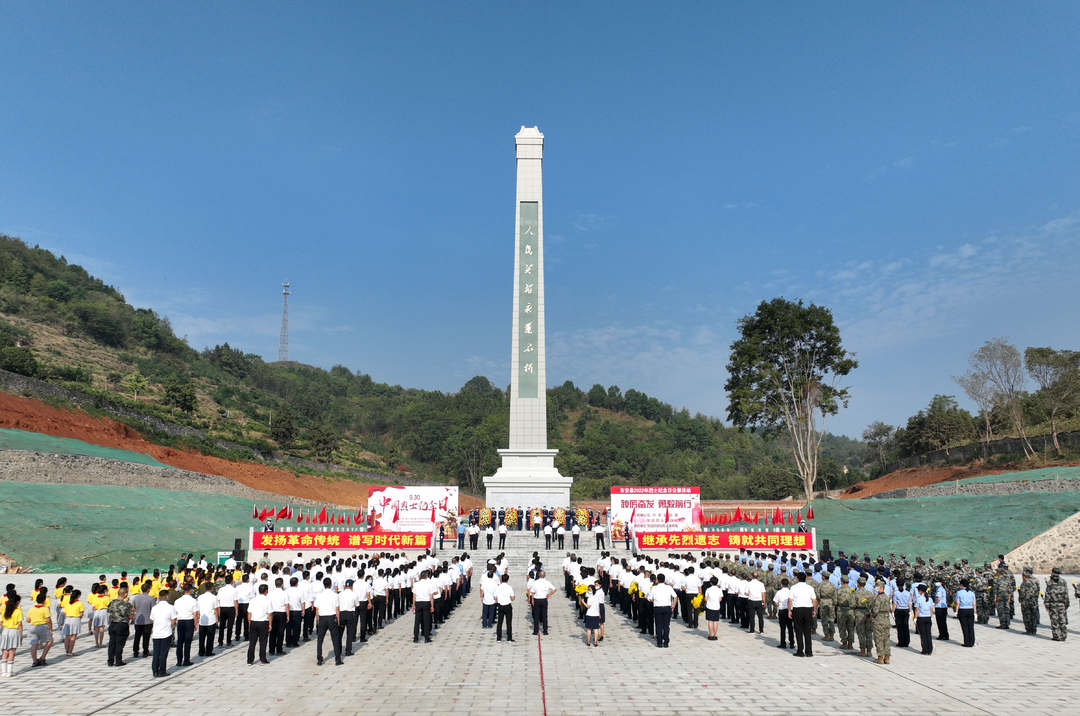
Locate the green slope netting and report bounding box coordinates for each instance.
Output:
[811,492,1080,563]
[0,481,252,572]
[957,465,1080,485]
[0,428,168,467]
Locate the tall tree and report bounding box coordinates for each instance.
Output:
[861,421,895,474]
[1024,347,1080,453]
[271,404,298,450]
[952,369,996,458]
[309,421,338,462]
[725,297,858,501]
[123,370,148,401]
[963,338,1033,457]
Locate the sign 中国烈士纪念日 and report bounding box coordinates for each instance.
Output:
[635,531,814,551]
[252,531,432,550]
[517,201,539,399]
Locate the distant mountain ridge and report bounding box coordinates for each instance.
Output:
[0,234,868,499]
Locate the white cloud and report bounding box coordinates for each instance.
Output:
[894,157,916,169]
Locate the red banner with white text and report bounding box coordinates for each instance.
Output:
[636,530,815,551]
[252,531,432,551]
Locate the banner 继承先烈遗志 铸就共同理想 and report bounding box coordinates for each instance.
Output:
[635,530,814,551]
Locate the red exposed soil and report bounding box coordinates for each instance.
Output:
[841,462,1043,498]
[0,392,483,510]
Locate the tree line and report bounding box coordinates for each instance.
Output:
[862,338,1080,474]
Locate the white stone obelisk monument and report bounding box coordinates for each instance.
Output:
[483,127,573,509]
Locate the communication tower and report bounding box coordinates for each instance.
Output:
[277,281,290,362]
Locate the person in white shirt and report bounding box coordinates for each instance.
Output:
[594,521,606,549]
[353,576,372,643]
[774,578,794,648]
[314,577,342,666]
[498,522,508,550]
[543,522,553,550]
[571,522,581,550]
[556,523,566,550]
[246,583,272,665]
[703,575,724,640]
[528,570,556,636]
[268,578,288,655]
[172,584,198,667]
[411,570,434,643]
[494,573,515,642]
[584,584,603,646]
[216,579,237,648]
[787,572,818,657]
[149,590,177,677]
[196,587,219,657]
[282,577,303,648]
[485,525,495,550]
[234,575,253,643]
[337,580,359,654]
[650,574,677,648]
[371,571,389,632]
[746,572,767,635]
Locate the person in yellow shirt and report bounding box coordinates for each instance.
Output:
[1,593,22,678]
[108,580,121,601]
[53,578,68,630]
[26,591,53,667]
[90,584,109,648]
[62,590,85,655]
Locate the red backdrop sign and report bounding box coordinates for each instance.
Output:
[636,530,814,551]
[252,531,432,550]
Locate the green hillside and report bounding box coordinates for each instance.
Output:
[0,234,868,500]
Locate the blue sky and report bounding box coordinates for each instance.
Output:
[2,3,1079,438]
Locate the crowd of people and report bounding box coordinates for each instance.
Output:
[511,548,1076,665]
[2,539,1076,681]
[0,548,474,678]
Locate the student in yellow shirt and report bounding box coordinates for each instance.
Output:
[1,593,22,678]
[26,591,53,667]
[62,590,85,655]
[53,578,68,630]
[108,580,120,600]
[89,585,109,648]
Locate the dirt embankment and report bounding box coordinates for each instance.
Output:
[841,458,1080,499]
[0,391,483,511]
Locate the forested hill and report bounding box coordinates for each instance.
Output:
[0,235,867,499]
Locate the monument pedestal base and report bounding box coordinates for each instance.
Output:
[483,448,572,509]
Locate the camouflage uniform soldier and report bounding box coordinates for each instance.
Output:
[835,572,855,650]
[994,567,1016,629]
[818,571,837,642]
[1044,567,1070,641]
[973,565,992,624]
[1018,568,1041,635]
[765,569,778,619]
[853,576,875,657]
[870,579,893,664]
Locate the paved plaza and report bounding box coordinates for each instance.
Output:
[3,554,1078,716]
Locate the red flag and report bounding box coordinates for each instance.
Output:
[393,506,400,524]
[753,511,760,525]
[732,506,742,523]
[807,505,815,520]
[356,508,363,523]
[252,503,258,520]
[664,507,669,524]
[306,511,311,525]
[318,506,327,524]
[431,507,436,524]
[256,506,266,521]
[296,509,303,523]
[276,505,289,520]
[630,507,636,525]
